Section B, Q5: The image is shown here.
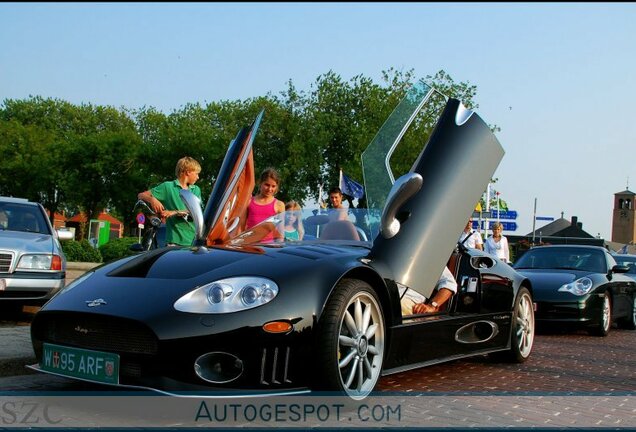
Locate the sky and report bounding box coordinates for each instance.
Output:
[1,2,635,240]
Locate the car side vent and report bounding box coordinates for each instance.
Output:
[259,346,292,385]
[0,252,14,273]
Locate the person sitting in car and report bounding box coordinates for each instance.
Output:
[327,187,349,221]
[400,266,458,315]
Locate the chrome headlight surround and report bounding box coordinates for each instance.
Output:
[174,277,279,314]
[558,277,593,296]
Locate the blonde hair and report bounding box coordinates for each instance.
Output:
[285,200,301,212]
[175,157,201,178]
[492,222,503,230]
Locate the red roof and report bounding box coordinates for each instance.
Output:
[45,210,67,222]
[67,212,122,225]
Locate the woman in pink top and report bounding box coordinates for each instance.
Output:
[241,168,285,241]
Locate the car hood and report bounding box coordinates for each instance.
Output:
[516,268,592,300]
[42,243,367,322]
[0,230,54,253]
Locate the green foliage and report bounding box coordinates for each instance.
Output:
[0,68,489,228]
[98,237,139,263]
[61,240,103,263]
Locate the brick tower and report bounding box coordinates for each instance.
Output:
[611,189,636,244]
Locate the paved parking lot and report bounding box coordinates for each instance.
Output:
[377,328,635,393]
[1,309,634,428]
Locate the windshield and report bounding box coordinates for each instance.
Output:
[228,81,450,248]
[229,209,372,247]
[0,202,50,235]
[361,80,448,240]
[514,247,607,273]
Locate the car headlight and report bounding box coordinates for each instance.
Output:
[558,277,593,296]
[17,254,62,271]
[174,277,279,314]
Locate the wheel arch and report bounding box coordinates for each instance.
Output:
[340,266,395,330]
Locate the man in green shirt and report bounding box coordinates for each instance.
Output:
[138,157,202,246]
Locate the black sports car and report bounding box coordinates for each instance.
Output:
[29,81,535,399]
[513,245,636,336]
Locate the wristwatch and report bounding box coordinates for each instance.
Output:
[430,301,439,309]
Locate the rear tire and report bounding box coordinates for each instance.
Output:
[315,279,385,400]
[589,291,611,336]
[491,287,534,363]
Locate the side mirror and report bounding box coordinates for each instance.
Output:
[611,265,630,274]
[129,243,144,252]
[179,190,204,240]
[380,173,423,239]
[56,228,74,241]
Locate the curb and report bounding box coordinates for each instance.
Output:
[67,262,100,271]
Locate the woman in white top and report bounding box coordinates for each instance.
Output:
[485,222,510,263]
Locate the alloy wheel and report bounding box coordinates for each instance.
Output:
[515,291,535,358]
[337,291,385,399]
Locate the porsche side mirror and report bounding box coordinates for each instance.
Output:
[380,173,423,239]
[179,190,204,241]
[611,265,630,274]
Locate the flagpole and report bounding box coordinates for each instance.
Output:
[532,197,537,245]
[485,182,491,238]
[496,192,500,224]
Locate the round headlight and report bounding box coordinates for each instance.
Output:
[241,285,260,305]
[262,286,275,302]
[207,283,232,304]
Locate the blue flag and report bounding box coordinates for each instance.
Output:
[340,171,365,199]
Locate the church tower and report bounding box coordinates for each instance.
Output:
[611,189,636,243]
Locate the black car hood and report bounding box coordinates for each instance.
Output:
[45,244,367,312]
[104,244,366,280]
[517,268,592,299]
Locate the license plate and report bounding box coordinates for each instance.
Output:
[41,343,119,384]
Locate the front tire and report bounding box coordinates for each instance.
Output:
[316,279,385,400]
[589,291,611,336]
[492,286,534,362]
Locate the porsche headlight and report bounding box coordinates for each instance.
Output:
[558,277,593,296]
[174,277,279,314]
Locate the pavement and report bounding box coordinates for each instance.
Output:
[0,324,34,377]
[0,261,98,378]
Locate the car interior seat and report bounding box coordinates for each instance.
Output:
[442,252,462,312]
[320,220,360,241]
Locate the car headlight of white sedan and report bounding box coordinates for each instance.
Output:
[558,277,593,296]
[17,254,63,271]
[174,277,279,314]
